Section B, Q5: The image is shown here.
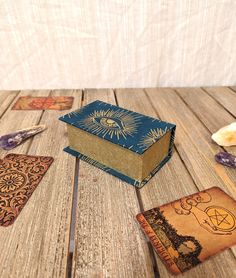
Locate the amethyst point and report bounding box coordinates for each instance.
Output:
[0,125,46,150]
[215,151,236,169]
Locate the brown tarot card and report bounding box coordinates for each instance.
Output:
[0,154,53,227]
[136,187,236,275]
[12,96,74,110]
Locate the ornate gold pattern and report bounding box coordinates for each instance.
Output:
[0,154,53,227]
[78,109,141,140]
[0,171,26,194]
[138,127,168,150]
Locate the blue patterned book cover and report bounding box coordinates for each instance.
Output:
[59,100,176,187]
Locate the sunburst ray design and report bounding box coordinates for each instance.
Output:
[66,106,85,119]
[77,109,142,140]
[138,127,168,150]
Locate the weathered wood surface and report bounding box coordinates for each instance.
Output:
[0,91,19,118]
[0,90,81,278]
[205,87,236,118]
[0,87,235,278]
[72,89,154,278]
[176,87,236,155]
[116,89,236,278]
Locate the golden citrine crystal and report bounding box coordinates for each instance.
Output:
[212,122,236,146]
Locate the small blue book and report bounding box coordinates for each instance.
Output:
[59,100,176,187]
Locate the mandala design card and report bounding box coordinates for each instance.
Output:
[137,187,236,275]
[0,154,53,227]
[12,96,74,110]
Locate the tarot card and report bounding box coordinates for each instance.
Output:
[12,96,74,110]
[136,187,236,275]
[0,154,53,226]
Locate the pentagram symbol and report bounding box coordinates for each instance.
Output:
[205,206,236,232]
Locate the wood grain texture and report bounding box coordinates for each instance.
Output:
[0,91,19,119]
[0,90,51,158]
[72,89,155,278]
[229,87,236,93]
[115,89,236,278]
[204,87,236,118]
[0,88,236,278]
[176,87,236,155]
[146,88,236,199]
[146,88,236,258]
[0,90,81,278]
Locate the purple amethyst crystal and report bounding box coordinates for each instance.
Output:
[0,125,46,150]
[215,152,236,168]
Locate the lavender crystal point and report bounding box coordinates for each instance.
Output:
[215,151,236,169]
[0,125,46,150]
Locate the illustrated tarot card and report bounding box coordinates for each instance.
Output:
[136,187,236,275]
[12,96,74,110]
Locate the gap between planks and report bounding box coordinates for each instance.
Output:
[147,88,236,259]
[115,88,236,277]
[72,89,155,278]
[114,89,160,278]
[40,88,236,277]
[0,91,20,120]
[24,90,53,154]
[173,87,236,259]
[143,89,200,193]
[0,90,83,277]
[229,87,236,93]
[67,158,80,278]
[175,88,235,155]
[1,89,235,277]
[201,87,236,120]
[66,90,84,277]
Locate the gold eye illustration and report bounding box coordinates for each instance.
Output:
[78,109,141,140]
[94,117,124,129]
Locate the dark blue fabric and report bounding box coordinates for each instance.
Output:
[59,100,176,154]
[63,146,172,188]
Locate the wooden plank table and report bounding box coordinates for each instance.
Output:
[0,87,235,278]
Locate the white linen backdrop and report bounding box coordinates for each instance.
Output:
[0,0,236,89]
